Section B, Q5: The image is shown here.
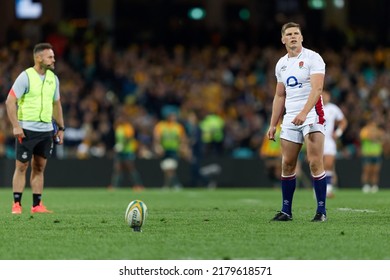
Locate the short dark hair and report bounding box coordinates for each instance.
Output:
[281,22,301,36]
[33,43,53,55]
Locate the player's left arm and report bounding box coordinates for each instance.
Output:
[377,126,386,143]
[293,73,325,125]
[53,99,65,144]
[153,123,164,156]
[334,115,348,139]
[52,77,65,144]
[179,125,191,160]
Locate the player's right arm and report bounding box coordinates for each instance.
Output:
[334,110,348,139]
[5,72,28,140]
[5,92,24,139]
[153,123,164,156]
[268,82,286,141]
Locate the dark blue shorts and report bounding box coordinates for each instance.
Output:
[115,152,136,161]
[362,156,382,165]
[15,129,53,162]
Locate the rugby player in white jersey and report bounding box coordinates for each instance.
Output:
[268,22,327,222]
[322,90,347,198]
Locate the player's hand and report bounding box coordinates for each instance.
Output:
[56,130,64,145]
[13,127,25,142]
[154,144,164,157]
[114,143,124,152]
[291,112,307,126]
[267,126,276,142]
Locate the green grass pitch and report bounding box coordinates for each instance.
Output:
[0,187,389,260]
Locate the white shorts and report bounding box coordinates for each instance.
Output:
[280,122,325,144]
[160,158,178,170]
[324,137,337,156]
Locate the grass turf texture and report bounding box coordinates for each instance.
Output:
[0,187,389,260]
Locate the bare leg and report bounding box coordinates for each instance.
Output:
[30,155,47,194]
[13,160,29,193]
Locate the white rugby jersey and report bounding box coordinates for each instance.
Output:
[324,102,344,139]
[275,47,326,125]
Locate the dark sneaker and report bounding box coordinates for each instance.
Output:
[311,212,327,222]
[270,211,292,221]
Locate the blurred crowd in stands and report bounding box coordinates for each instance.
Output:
[1,19,390,161]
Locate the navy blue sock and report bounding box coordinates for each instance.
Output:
[280,174,296,216]
[313,172,327,214]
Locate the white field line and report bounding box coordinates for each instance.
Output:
[336,207,377,213]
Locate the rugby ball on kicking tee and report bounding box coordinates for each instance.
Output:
[125,200,147,232]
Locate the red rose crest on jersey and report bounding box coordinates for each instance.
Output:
[299,61,304,68]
